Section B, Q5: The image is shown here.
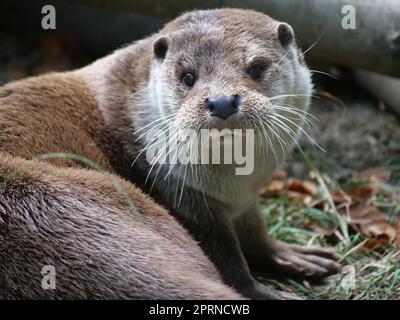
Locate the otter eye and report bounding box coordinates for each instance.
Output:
[247,64,266,81]
[182,73,196,88]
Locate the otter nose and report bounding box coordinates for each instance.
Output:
[206,95,240,120]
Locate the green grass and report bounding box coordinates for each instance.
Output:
[259,151,400,300]
[261,198,399,299]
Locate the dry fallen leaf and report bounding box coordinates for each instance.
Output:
[396,221,400,249]
[284,190,312,203]
[357,167,392,184]
[363,237,392,250]
[260,169,398,249]
[271,170,288,180]
[330,189,351,204]
[332,186,377,203]
[265,180,286,192]
[260,177,318,206]
[343,201,396,244]
[288,180,318,196]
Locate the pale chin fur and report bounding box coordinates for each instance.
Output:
[139,48,313,212]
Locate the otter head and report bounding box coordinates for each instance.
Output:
[146,9,312,140]
[136,8,314,177]
[125,9,313,189]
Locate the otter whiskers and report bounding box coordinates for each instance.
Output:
[278,32,325,69]
[131,116,176,167]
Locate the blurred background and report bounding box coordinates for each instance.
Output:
[1,0,400,175]
[1,0,399,299]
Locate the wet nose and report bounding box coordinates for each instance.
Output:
[206,95,240,120]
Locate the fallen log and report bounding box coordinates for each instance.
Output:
[353,69,400,116]
[3,0,400,77]
[64,0,400,77]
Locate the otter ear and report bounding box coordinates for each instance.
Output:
[277,23,294,48]
[153,36,169,59]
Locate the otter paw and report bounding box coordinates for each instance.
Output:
[271,240,341,280]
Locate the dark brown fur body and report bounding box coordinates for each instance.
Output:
[0,74,241,299]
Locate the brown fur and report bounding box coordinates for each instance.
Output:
[76,8,338,300]
[0,73,241,299]
[0,8,339,300]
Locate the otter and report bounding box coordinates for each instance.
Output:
[0,8,340,299]
[0,74,243,300]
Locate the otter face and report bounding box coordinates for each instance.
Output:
[135,9,314,188]
[148,9,312,144]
